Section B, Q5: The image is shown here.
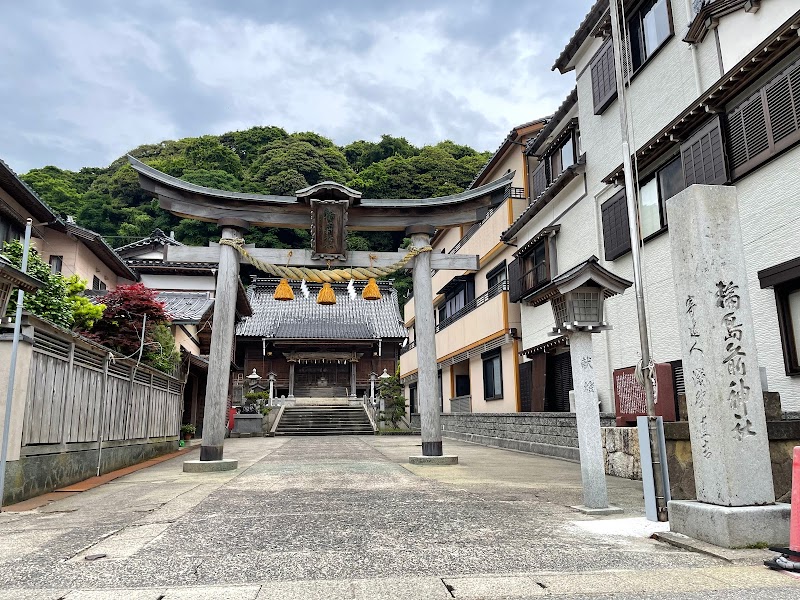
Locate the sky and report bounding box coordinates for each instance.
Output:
[0,0,594,174]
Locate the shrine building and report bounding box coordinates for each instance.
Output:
[235,277,406,399]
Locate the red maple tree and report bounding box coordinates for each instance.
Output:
[82,283,169,357]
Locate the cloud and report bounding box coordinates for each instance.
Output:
[0,0,591,173]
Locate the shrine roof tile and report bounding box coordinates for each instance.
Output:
[237,278,407,340]
[156,291,214,324]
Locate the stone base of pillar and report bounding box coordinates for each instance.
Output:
[571,505,624,516]
[408,455,459,465]
[669,500,790,548]
[183,459,239,473]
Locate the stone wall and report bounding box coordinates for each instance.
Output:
[436,413,615,462]
[663,420,800,501]
[3,440,179,506]
[601,427,641,480]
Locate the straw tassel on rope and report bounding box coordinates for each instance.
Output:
[317,282,336,305]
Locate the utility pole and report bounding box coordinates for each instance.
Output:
[0,219,32,509]
[608,0,669,521]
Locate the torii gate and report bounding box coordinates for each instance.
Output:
[129,156,514,469]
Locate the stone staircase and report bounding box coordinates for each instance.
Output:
[274,403,375,436]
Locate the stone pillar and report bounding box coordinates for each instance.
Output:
[197,222,245,464]
[405,227,456,465]
[370,372,376,403]
[288,362,295,399]
[350,361,357,398]
[666,185,788,547]
[568,331,615,512]
[268,372,275,405]
[408,226,443,457]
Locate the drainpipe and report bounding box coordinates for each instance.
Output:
[686,0,704,96]
[609,0,669,522]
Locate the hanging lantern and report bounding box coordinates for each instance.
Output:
[317,282,336,305]
[362,278,382,301]
[273,278,294,301]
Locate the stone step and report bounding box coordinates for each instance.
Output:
[275,405,374,436]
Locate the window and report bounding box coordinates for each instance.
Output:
[638,178,661,238]
[681,116,727,186]
[522,240,549,294]
[550,132,577,180]
[628,0,672,72]
[727,58,800,179]
[603,154,686,258]
[758,258,800,375]
[486,261,507,289]
[778,284,800,375]
[49,255,63,274]
[409,384,417,414]
[638,155,685,239]
[0,214,22,245]
[601,190,632,260]
[437,278,474,322]
[455,375,471,397]
[590,38,617,114]
[92,276,107,291]
[482,350,503,400]
[531,124,581,201]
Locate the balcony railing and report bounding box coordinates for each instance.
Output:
[400,339,416,356]
[508,186,526,199]
[450,395,472,413]
[436,280,509,333]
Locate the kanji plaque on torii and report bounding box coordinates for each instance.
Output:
[129,156,514,469]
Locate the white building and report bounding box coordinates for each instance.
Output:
[504,0,800,416]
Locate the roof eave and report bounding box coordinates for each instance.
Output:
[552,0,609,74]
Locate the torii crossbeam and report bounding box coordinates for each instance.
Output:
[129,156,514,467]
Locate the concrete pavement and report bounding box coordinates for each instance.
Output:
[0,436,798,599]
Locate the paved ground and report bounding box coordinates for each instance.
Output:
[0,436,798,599]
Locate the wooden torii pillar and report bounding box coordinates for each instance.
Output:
[129,156,513,469]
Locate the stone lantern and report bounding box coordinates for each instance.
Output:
[548,256,632,513]
[246,368,262,388]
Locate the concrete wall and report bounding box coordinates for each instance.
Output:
[3,440,178,506]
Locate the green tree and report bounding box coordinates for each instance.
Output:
[378,369,407,427]
[2,239,73,328]
[146,323,181,374]
[184,136,243,178]
[65,275,105,330]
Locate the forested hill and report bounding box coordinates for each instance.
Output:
[21,127,492,251]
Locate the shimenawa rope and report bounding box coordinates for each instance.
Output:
[218,238,432,282]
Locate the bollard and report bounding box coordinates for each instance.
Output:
[791,446,800,553]
[765,446,800,571]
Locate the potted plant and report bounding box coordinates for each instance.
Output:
[180,423,196,440]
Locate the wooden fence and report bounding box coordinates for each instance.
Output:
[19,320,183,454]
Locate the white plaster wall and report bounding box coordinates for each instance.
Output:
[717,0,800,71]
[736,148,800,410]
[139,274,216,292]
